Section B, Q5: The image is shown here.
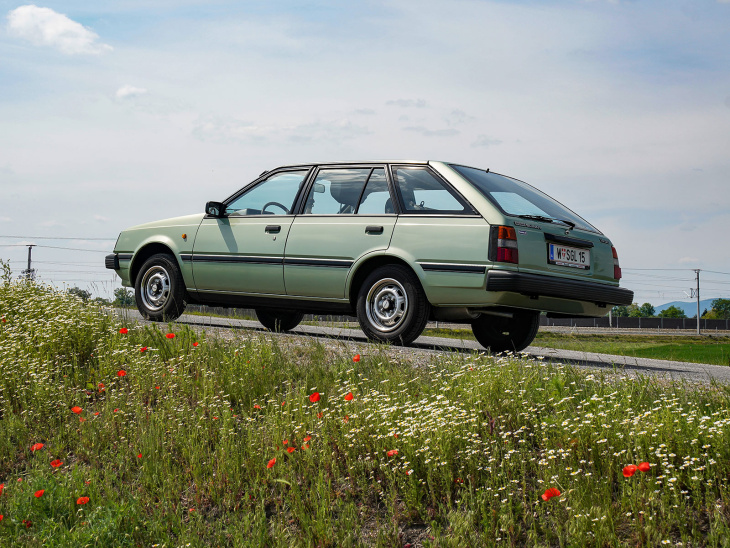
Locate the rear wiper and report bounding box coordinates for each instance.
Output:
[516,215,575,230]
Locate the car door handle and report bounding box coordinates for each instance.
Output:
[365,225,384,234]
[265,225,281,234]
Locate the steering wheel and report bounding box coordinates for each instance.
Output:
[261,201,289,214]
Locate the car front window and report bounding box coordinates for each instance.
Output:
[225,171,308,216]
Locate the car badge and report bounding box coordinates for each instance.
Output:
[565,229,571,235]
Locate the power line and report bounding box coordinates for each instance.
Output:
[0,235,116,241]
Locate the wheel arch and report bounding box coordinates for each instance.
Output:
[347,254,425,308]
[130,242,181,287]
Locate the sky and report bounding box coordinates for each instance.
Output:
[0,0,729,306]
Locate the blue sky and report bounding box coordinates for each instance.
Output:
[0,0,729,304]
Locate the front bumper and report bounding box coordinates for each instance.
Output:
[105,253,133,270]
[486,270,634,306]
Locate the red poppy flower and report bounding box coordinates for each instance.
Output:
[638,462,651,472]
[117,370,127,377]
[119,327,128,334]
[304,436,311,442]
[0,515,3,521]
[253,404,261,409]
[344,392,353,401]
[309,392,321,403]
[98,382,105,390]
[71,406,83,414]
[139,347,147,353]
[0,483,4,495]
[50,459,63,468]
[302,444,309,450]
[623,464,638,478]
[1,316,5,322]
[193,342,199,347]
[541,487,561,501]
[34,489,44,498]
[79,417,86,423]
[287,447,296,453]
[114,408,119,413]
[267,458,276,469]
[386,449,398,457]
[155,386,160,390]
[343,415,349,423]
[137,453,142,459]
[281,401,286,406]
[283,439,288,445]
[94,412,100,416]
[30,442,44,452]
[353,354,361,362]
[166,333,175,339]
[23,519,31,528]
[76,496,90,505]
[317,412,323,419]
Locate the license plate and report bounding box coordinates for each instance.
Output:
[548,243,590,269]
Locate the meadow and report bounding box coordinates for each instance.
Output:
[1,263,730,547]
[423,328,730,367]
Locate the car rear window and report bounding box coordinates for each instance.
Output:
[450,164,598,233]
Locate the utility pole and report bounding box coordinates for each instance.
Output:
[21,244,35,281]
[691,269,701,335]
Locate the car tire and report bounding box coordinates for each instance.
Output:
[255,308,305,332]
[134,253,187,322]
[356,265,430,346]
[470,311,540,353]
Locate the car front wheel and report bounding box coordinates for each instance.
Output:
[356,265,429,346]
[134,254,187,321]
[255,308,305,332]
[470,311,540,353]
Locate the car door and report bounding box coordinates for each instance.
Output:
[284,166,397,299]
[192,169,310,295]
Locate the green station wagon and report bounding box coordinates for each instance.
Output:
[106,161,633,352]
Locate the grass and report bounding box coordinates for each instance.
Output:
[2,261,730,546]
[423,328,730,367]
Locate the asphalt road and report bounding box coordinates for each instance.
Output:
[118,310,730,385]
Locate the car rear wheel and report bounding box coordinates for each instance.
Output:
[470,311,540,353]
[356,265,429,346]
[134,253,187,321]
[255,308,305,332]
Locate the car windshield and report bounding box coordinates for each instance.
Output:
[450,164,599,233]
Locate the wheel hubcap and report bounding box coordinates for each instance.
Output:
[141,266,170,312]
[365,278,408,332]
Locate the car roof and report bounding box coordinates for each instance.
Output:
[273,160,434,169]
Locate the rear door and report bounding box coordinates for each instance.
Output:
[284,166,396,299]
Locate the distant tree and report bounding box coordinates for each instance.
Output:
[611,305,630,317]
[113,288,135,307]
[91,297,111,306]
[658,305,687,319]
[638,303,655,317]
[67,286,91,302]
[710,298,730,320]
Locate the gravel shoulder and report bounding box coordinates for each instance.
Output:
[117,309,730,385]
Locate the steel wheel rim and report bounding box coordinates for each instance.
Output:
[141,265,170,312]
[365,278,408,333]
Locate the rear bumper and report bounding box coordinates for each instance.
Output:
[486,270,634,306]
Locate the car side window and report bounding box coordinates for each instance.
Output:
[225,171,308,216]
[303,168,371,215]
[356,169,393,214]
[392,167,472,214]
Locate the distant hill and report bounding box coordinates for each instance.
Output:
[654,299,718,317]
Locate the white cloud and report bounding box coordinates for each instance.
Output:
[115,85,148,99]
[6,5,112,55]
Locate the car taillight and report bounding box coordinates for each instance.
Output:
[612,246,622,280]
[490,225,519,264]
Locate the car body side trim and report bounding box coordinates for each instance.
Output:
[486,269,634,306]
[284,258,353,268]
[420,262,487,274]
[186,254,283,265]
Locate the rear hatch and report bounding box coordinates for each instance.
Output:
[512,219,616,284]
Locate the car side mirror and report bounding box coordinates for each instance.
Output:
[205,201,226,217]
